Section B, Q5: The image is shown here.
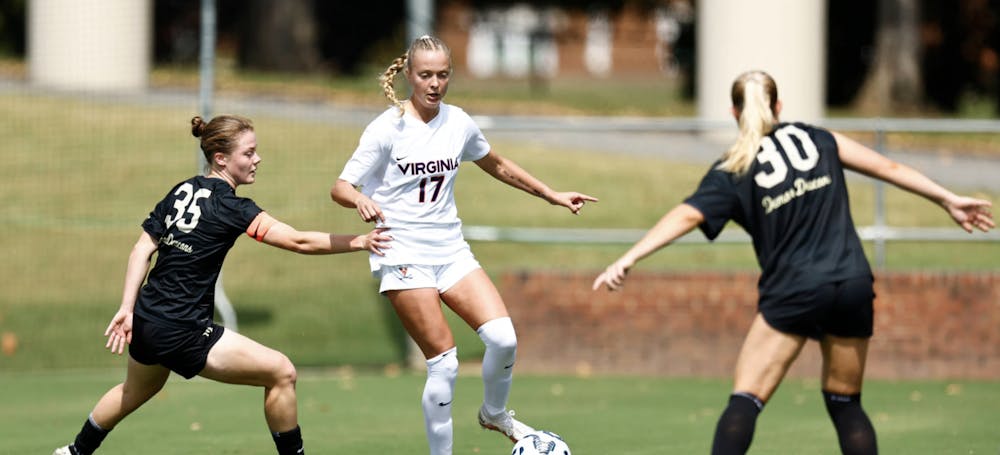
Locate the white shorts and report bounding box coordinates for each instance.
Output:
[375,251,482,294]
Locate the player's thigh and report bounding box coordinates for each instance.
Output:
[200,329,292,387]
[820,335,869,394]
[441,268,508,330]
[732,313,808,402]
[386,287,456,358]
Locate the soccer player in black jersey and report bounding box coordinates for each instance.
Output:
[593,70,993,455]
[54,115,392,455]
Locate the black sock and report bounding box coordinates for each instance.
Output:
[711,392,763,455]
[71,415,110,455]
[823,391,878,455]
[272,425,305,455]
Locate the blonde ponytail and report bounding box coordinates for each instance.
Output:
[717,71,779,175]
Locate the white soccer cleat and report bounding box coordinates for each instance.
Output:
[478,406,535,443]
[52,446,73,455]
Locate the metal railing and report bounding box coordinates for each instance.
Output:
[466,115,1000,269]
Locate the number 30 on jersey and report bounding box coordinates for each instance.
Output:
[753,124,820,189]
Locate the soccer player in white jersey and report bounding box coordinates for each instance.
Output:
[593,70,993,455]
[330,35,598,455]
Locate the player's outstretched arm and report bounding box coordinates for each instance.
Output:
[593,203,704,291]
[834,132,994,233]
[106,231,158,354]
[249,212,392,255]
[474,150,598,214]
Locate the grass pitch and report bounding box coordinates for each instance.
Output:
[5,369,999,454]
[0,80,998,455]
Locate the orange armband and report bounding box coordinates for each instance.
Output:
[246,212,278,242]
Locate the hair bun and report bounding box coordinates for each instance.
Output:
[190,116,206,138]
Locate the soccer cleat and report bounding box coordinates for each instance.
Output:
[52,446,73,455]
[478,406,535,443]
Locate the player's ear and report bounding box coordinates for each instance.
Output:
[213,152,228,167]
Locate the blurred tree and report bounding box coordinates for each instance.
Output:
[313,1,406,75]
[826,0,876,107]
[0,0,25,56]
[993,0,1000,115]
[919,0,965,112]
[238,0,322,72]
[855,0,923,113]
[460,0,627,10]
[154,0,202,64]
[921,0,1000,114]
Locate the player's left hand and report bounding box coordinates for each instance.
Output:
[593,258,633,291]
[552,191,599,215]
[361,227,393,256]
[945,196,994,233]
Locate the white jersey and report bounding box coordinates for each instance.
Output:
[339,103,491,270]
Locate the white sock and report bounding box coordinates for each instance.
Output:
[422,347,458,455]
[477,317,517,416]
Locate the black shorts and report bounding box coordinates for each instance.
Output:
[760,275,874,340]
[128,314,226,379]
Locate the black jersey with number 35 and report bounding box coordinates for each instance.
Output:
[684,122,872,305]
[135,176,262,328]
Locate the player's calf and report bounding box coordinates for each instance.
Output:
[711,392,764,455]
[823,391,878,455]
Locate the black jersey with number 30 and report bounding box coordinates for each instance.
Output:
[684,122,871,305]
[135,176,262,328]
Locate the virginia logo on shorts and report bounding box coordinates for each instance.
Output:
[397,266,412,279]
[202,326,214,337]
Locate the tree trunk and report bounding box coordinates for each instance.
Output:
[854,0,923,113]
[239,0,321,72]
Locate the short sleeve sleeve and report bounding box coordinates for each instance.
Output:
[141,205,167,239]
[141,184,179,239]
[461,116,491,162]
[215,193,263,234]
[340,122,390,186]
[683,167,739,240]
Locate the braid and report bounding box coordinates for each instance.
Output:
[378,36,452,117]
[380,53,408,116]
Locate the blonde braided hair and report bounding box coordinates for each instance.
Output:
[379,35,451,116]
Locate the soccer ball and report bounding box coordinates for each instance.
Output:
[511,430,571,455]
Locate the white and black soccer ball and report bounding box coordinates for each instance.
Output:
[511,430,571,455]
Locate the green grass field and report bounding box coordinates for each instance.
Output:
[4,369,998,454]
[1,69,999,454]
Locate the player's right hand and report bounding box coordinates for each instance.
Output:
[355,195,385,224]
[104,309,133,355]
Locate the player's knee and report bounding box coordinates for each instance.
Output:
[427,347,459,378]
[478,316,517,354]
[423,348,458,405]
[271,353,298,388]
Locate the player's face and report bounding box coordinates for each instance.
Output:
[406,49,451,114]
[225,130,261,186]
